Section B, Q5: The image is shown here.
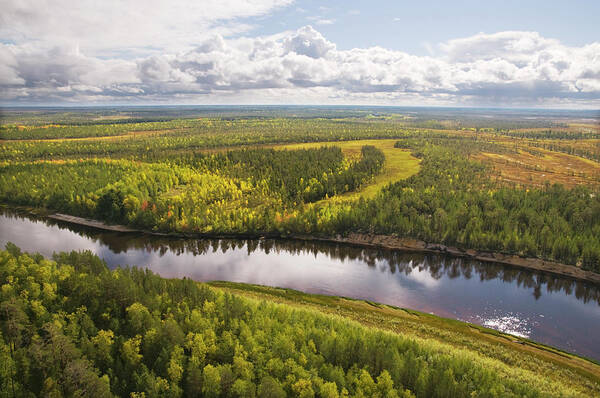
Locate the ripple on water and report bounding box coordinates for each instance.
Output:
[474,311,537,339]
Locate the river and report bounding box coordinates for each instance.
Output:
[1,209,599,361]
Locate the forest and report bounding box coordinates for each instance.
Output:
[1,109,600,397]
[1,114,600,271]
[323,141,600,270]
[1,245,597,397]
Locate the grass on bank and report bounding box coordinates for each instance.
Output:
[2,242,600,397]
[210,281,600,396]
[6,246,600,396]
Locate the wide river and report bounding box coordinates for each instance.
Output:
[1,209,599,361]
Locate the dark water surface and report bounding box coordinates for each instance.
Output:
[1,209,599,361]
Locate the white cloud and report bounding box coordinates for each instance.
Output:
[0,22,599,106]
[315,19,335,25]
[441,31,558,63]
[284,26,335,58]
[0,0,293,56]
[0,45,24,85]
[306,16,335,26]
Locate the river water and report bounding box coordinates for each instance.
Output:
[1,209,599,361]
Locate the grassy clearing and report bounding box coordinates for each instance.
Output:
[542,138,600,158]
[272,139,421,201]
[209,281,600,396]
[474,147,600,188]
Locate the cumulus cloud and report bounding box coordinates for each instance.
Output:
[0,22,599,106]
[284,26,335,58]
[442,31,559,63]
[0,0,293,56]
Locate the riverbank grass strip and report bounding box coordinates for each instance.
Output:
[209,280,600,394]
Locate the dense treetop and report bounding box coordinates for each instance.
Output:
[1,245,593,397]
[0,116,598,271]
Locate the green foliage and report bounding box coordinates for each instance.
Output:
[532,141,600,162]
[0,145,383,234]
[96,189,126,222]
[0,117,598,271]
[287,141,600,270]
[497,129,600,140]
[0,119,197,140]
[171,146,382,203]
[0,118,420,161]
[1,245,575,397]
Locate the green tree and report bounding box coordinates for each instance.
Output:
[202,364,221,398]
[257,376,286,398]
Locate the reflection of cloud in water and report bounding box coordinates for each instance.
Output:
[1,217,99,257]
[2,210,600,361]
[404,262,441,289]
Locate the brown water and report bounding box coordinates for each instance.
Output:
[1,208,599,361]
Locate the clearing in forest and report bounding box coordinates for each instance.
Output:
[474,147,600,188]
[272,139,421,201]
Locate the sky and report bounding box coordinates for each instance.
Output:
[0,0,599,108]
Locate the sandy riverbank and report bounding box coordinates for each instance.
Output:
[303,233,600,285]
[41,212,600,285]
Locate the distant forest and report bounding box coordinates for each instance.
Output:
[1,115,599,272]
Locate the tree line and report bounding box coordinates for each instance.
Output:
[283,140,600,271]
[496,130,600,140]
[0,118,428,161]
[0,119,598,271]
[0,120,198,140]
[0,146,384,234]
